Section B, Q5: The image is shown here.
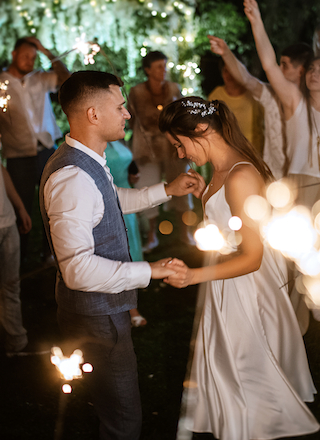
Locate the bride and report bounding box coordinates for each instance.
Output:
[159,97,319,439]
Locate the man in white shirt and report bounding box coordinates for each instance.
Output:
[0,36,70,262]
[39,70,204,440]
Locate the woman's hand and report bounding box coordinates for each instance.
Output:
[243,0,261,23]
[163,258,196,288]
[187,169,206,199]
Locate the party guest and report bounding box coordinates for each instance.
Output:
[0,163,31,355]
[0,36,70,262]
[128,51,195,252]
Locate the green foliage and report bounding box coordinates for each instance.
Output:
[194,2,251,56]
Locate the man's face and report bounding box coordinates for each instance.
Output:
[96,85,131,141]
[145,59,167,82]
[280,56,303,85]
[11,44,37,76]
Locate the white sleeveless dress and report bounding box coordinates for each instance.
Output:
[179,162,319,440]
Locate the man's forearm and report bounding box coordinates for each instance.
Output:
[42,48,70,86]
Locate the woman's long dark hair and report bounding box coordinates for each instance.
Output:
[303,56,320,167]
[159,96,273,182]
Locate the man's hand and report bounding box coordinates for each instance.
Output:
[149,258,177,279]
[24,37,47,54]
[207,35,228,57]
[165,170,206,199]
[163,258,196,288]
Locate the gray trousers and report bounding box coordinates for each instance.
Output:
[57,309,142,440]
[0,224,27,351]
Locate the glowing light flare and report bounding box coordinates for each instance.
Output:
[266,181,292,209]
[298,250,320,276]
[264,208,316,259]
[82,363,93,373]
[194,224,225,251]
[51,346,91,384]
[62,384,72,394]
[73,34,100,65]
[244,195,269,221]
[228,216,242,231]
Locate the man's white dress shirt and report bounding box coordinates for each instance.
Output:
[44,135,170,294]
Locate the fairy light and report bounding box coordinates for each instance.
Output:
[0,80,11,113]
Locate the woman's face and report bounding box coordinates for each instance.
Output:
[165,132,208,166]
[306,59,320,92]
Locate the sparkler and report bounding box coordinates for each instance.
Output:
[51,346,92,390]
[51,346,93,440]
[0,80,11,112]
[192,178,320,308]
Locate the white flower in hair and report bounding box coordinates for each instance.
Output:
[182,100,217,117]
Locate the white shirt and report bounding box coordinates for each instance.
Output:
[0,165,16,229]
[44,135,171,294]
[255,83,286,180]
[0,70,62,158]
[286,98,320,177]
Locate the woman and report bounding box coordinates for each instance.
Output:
[243,0,320,334]
[105,140,147,327]
[159,97,319,439]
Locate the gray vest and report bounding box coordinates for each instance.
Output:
[39,142,137,316]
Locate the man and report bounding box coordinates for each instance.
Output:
[39,70,204,440]
[208,36,313,179]
[208,58,264,155]
[0,36,70,262]
[0,163,31,355]
[128,51,195,252]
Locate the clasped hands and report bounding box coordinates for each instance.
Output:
[165,169,206,199]
[149,258,194,289]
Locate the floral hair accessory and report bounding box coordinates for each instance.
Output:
[181,100,218,117]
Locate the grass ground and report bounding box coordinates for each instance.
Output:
[1,196,320,439]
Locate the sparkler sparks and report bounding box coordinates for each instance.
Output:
[0,80,11,112]
[73,34,101,65]
[192,178,320,309]
[51,346,92,393]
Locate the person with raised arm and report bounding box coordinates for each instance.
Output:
[208,34,313,180]
[243,0,320,333]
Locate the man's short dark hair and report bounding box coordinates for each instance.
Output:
[142,51,167,73]
[281,43,314,68]
[14,37,37,51]
[58,70,124,117]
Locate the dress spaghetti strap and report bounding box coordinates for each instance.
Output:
[226,161,258,177]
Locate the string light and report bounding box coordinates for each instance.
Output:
[0,80,11,113]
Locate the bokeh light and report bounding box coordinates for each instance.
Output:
[182,210,198,226]
[159,220,173,235]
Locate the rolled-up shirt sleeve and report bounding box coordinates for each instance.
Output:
[44,166,151,293]
[117,182,171,214]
